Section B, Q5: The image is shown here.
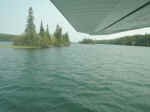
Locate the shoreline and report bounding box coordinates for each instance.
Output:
[0,44,70,48]
[0,46,41,48]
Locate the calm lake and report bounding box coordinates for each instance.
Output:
[0,42,150,112]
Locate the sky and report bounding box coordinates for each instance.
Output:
[1,0,150,42]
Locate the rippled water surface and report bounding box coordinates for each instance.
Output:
[0,43,150,112]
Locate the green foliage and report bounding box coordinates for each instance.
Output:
[0,34,17,41]
[25,7,36,34]
[53,25,71,47]
[13,33,41,47]
[54,25,62,42]
[38,35,51,48]
[79,39,95,44]
[45,24,51,41]
[13,7,71,48]
[39,21,45,37]
[62,33,71,46]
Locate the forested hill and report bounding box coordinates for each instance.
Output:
[94,34,150,47]
[0,33,17,41]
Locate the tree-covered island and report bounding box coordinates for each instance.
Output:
[13,7,70,48]
[79,39,96,44]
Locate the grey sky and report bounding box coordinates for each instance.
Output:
[1,0,150,42]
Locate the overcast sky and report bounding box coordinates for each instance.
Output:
[1,0,150,42]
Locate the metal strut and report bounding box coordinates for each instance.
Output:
[101,1,150,31]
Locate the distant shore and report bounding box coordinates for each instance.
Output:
[0,46,41,48]
[79,34,150,47]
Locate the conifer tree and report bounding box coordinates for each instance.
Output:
[39,21,45,37]
[46,24,51,41]
[24,7,39,46]
[54,25,62,42]
[25,7,36,34]
[63,33,70,42]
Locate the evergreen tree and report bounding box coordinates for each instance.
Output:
[46,24,51,41]
[25,7,36,34]
[63,33,70,42]
[39,21,45,37]
[54,25,62,42]
[23,7,39,46]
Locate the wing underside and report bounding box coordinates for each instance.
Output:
[50,0,150,35]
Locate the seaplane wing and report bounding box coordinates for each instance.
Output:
[50,0,150,35]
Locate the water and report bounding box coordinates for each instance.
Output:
[0,43,150,112]
[0,41,12,46]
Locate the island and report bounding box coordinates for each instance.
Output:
[79,39,95,44]
[0,7,71,48]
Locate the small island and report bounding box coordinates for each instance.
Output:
[79,39,95,44]
[12,7,70,48]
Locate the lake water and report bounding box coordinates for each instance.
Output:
[0,42,150,112]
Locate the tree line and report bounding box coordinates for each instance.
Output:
[13,7,70,48]
[0,34,17,41]
[80,34,150,47]
[94,35,150,47]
